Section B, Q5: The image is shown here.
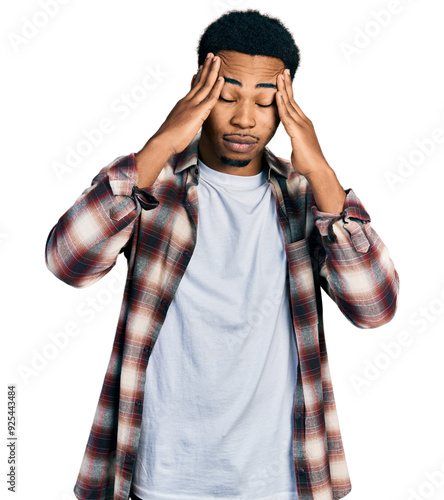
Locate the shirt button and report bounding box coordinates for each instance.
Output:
[183,250,191,258]
[195,167,199,175]
[143,346,149,353]
[297,468,306,476]
[135,400,142,406]
[295,412,302,420]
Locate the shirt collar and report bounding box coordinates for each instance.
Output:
[172,130,289,179]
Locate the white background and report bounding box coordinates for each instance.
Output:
[2,1,444,499]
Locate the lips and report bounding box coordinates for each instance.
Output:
[223,135,258,153]
[224,135,258,144]
[223,139,257,153]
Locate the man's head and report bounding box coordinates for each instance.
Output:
[193,9,301,173]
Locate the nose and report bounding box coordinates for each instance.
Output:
[230,100,256,129]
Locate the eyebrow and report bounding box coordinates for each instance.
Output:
[223,76,277,89]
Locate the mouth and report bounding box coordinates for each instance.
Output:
[223,135,258,153]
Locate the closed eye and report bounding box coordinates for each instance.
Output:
[219,96,274,108]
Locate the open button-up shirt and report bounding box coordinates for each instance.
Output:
[45,131,399,500]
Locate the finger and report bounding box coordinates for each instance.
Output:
[189,53,212,94]
[195,54,212,84]
[189,53,217,97]
[194,55,221,100]
[277,75,300,122]
[277,74,310,127]
[282,69,310,122]
[205,75,225,104]
[208,76,225,100]
[283,69,294,100]
[194,75,224,120]
[276,91,296,126]
[191,64,204,89]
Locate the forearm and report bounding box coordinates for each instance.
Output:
[46,154,155,288]
[305,162,346,214]
[320,224,399,328]
[311,189,400,328]
[135,134,175,189]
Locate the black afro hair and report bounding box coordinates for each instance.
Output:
[197,9,300,80]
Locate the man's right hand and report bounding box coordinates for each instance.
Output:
[151,52,224,156]
[135,52,223,188]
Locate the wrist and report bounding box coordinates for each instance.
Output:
[135,135,175,189]
[305,164,346,214]
[137,133,175,160]
[304,160,333,182]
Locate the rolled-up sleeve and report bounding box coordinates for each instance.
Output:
[311,188,399,328]
[45,153,159,288]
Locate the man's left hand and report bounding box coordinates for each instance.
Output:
[276,68,346,213]
[276,68,329,177]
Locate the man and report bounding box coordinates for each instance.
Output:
[45,9,399,500]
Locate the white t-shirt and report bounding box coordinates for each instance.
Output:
[132,157,299,499]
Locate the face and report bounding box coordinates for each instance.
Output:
[197,50,286,174]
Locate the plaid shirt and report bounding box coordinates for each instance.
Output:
[45,131,399,500]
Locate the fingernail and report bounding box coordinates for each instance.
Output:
[206,53,212,59]
[285,69,290,76]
